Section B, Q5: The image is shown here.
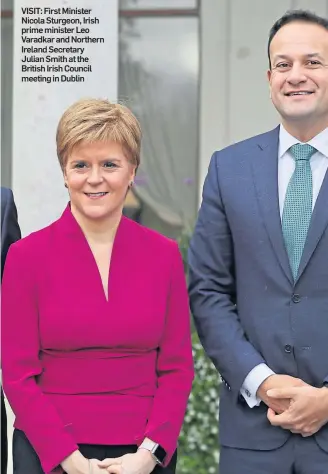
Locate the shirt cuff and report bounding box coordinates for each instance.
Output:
[240,364,275,408]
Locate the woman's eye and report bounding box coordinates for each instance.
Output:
[103,161,117,168]
[73,161,87,169]
[71,161,117,170]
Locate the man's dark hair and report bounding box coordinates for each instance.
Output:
[268,10,328,69]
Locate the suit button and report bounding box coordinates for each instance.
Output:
[292,294,301,303]
[285,344,292,353]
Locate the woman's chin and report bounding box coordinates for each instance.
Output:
[71,199,123,222]
[79,205,110,220]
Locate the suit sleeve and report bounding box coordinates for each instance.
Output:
[1,242,78,474]
[140,242,194,465]
[188,152,265,394]
[241,364,275,407]
[1,189,21,278]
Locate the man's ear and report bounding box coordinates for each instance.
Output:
[267,69,272,83]
[267,70,273,99]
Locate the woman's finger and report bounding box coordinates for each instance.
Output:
[98,457,122,468]
[106,465,122,474]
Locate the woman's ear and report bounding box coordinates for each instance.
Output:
[130,165,137,183]
[62,166,68,188]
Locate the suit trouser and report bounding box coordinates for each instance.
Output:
[12,429,177,474]
[1,389,8,474]
[219,435,328,474]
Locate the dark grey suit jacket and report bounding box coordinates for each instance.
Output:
[188,127,328,452]
[1,187,21,278]
[1,187,21,474]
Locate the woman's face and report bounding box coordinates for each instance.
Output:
[64,141,135,222]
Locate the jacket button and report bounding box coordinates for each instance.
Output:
[285,344,292,353]
[292,294,301,303]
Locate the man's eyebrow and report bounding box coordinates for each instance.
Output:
[273,52,323,61]
[306,52,324,59]
[273,54,290,61]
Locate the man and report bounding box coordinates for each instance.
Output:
[188,10,328,474]
[1,187,21,474]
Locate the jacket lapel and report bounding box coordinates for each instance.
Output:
[251,127,293,284]
[296,168,328,281]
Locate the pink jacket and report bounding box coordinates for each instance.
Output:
[1,205,194,473]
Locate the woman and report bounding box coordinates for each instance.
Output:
[1,99,194,474]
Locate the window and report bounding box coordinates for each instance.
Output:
[120,2,200,237]
[120,0,197,10]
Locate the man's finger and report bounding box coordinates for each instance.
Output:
[267,408,282,425]
[267,408,291,426]
[266,387,298,399]
[267,407,276,422]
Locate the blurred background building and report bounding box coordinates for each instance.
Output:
[1,1,327,473]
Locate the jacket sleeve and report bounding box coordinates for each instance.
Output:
[140,242,194,466]
[188,152,265,394]
[1,242,78,474]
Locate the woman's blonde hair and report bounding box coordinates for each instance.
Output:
[56,98,142,169]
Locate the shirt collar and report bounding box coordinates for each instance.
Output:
[278,124,328,159]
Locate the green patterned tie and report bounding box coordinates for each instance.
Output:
[282,143,316,280]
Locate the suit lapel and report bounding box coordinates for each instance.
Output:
[251,127,293,284]
[296,168,328,281]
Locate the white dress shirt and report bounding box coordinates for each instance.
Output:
[240,124,328,407]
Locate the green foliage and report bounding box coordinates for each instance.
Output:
[176,232,221,474]
[177,226,192,275]
[177,331,221,474]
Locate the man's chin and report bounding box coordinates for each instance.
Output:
[281,109,316,122]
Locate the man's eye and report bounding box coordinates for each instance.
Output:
[308,60,321,66]
[276,63,289,69]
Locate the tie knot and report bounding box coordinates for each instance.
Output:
[290,143,316,161]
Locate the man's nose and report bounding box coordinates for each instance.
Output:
[286,65,307,85]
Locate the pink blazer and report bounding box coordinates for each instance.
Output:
[1,205,194,473]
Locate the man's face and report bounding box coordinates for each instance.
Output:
[268,21,328,129]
